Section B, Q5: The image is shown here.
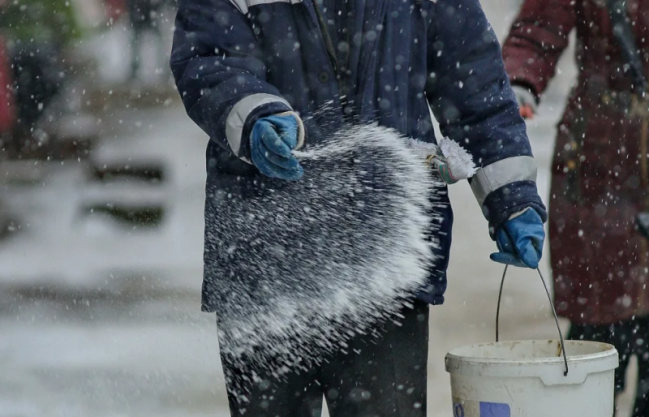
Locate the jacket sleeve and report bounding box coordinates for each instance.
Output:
[170,0,294,161]
[501,0,577,97]
[426,0,547,232]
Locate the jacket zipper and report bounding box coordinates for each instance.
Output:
[311,0,349,110]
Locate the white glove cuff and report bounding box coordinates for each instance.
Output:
[277,111,305,151]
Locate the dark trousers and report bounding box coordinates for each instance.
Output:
[568,315,649,417]
[220,301,430,417]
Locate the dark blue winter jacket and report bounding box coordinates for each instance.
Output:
[171,0,547,310]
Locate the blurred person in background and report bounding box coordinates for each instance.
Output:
[502,1,649,415]
[127,0,172,83]
[0,0,81,159]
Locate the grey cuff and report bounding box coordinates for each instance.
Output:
[225,93,292,158]
[470,156,538,206]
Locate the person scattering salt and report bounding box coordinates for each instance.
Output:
[170,0,547,415]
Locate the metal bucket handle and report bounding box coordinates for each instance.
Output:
[496,266,569,376]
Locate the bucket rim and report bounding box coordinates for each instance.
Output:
[445,339,617,365]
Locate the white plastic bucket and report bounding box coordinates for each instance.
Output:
[445,340,618,417]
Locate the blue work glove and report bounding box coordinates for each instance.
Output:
[490,208,545,269]
[250,113,304,181]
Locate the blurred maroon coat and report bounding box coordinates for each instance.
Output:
[503,0,649,325]
[104,0,127,21]
[0,37,14,134]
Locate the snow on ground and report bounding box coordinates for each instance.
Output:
[0,1,632,416]
[0,106,230,416]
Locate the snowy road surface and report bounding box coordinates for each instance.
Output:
[0,1,631,416]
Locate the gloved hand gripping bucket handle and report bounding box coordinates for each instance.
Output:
[496,266,569,376]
